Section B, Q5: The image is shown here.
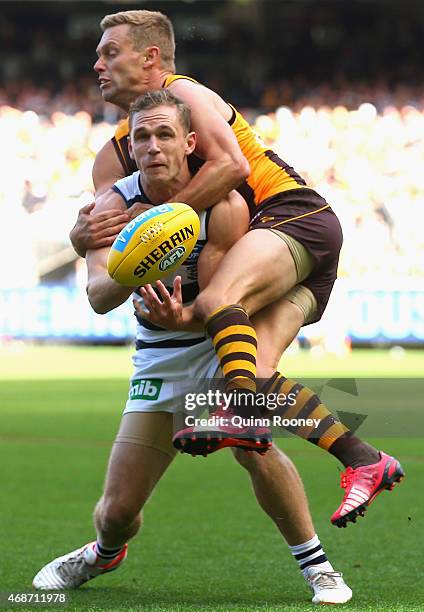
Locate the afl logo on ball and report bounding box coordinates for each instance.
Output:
[159,246,186,271]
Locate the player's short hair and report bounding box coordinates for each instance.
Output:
[100,10,175,71]
[129,90,191,135]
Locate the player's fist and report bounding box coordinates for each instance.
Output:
[70,201,130,257]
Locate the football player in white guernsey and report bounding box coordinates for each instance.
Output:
[69,11,403,536]
[33,90,351,604]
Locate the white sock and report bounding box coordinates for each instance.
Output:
[95,540,124,562]
[289,534,334,577]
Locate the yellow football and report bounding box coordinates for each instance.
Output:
[107,203,200,286]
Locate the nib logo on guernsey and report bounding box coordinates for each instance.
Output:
[129,379,163,400]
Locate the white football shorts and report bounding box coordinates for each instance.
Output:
[124,339,219,414]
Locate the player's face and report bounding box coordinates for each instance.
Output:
[129,105,195,185]
[94,25,146,110]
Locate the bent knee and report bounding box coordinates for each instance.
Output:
[192,290,224,321]
[97,498,142,532]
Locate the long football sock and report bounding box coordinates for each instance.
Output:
[328,433,380,469]
[260,372,378,467]
[206,304,257,393]
[289,535,334,575]
[261,372,349,449]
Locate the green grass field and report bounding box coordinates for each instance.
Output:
[0,346,422,611]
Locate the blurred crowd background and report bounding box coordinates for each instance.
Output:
[2,0,423,113]
[1,0,423,344]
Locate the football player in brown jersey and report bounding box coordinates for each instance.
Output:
[70,10,403,529]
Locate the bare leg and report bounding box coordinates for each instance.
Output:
[189,231,298,403]
[194,229,297,319]
[252,297,304,377]
[232,445,314,546]
[95,435,174,548]
[231,443,353,604]
[32,413,176,591]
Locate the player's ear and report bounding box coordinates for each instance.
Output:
[128,136,135,160]
[185,131,196,155]
[143,46,159,66]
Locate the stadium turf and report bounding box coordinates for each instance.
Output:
[0,346,422,611]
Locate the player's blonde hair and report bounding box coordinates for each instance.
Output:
[129,90,191,135]
[100,10,176,71]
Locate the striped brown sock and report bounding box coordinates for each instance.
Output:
[261,372,379,467]
[206,304,257,393]
[261,372,349,450]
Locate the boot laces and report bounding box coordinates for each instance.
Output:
[340,467,354,489]
[57,550,92,584]
[312,570,344,589]
[340,465,377,490]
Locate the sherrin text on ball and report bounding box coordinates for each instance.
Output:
[107,203,200,286]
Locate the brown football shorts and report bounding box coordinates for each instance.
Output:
[249,188,343,324]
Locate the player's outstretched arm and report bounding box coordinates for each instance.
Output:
[168,80,250,211]
[86,246,136,314]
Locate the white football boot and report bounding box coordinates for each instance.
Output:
[304,566,353,604]
[32,542,127,590]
